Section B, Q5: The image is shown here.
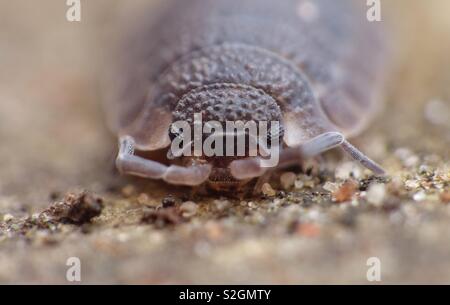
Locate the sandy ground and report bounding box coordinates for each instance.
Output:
[0,0,449,284]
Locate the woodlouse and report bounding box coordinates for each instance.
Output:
[107,0,388,191]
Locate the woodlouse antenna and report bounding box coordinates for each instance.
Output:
[298,132,344,158]
[229,133,386,180]
[296,133,386,175]
[340,140,386,175]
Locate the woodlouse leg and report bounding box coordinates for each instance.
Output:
[340,140,386,175]
[229,158,267,180]
[116,136,212,186]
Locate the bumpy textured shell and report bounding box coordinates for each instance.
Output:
[109,0,386,150]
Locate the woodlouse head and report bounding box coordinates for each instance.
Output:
[170,84,284,187]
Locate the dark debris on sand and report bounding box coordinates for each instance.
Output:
[0,191,103,238]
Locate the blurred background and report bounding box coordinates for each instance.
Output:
[0,0,449,284]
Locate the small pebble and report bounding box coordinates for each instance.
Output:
[323,181,339,193]
[440,191,450,204]
[261,183,276,197]
[180,201,198,218]
[280,172,296,190]
[413,191,427,202]
[405,180,420,189]
[3,214,14,222]
[367,184,386,206]
[294,180,304,190]
[332,180,358,203]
